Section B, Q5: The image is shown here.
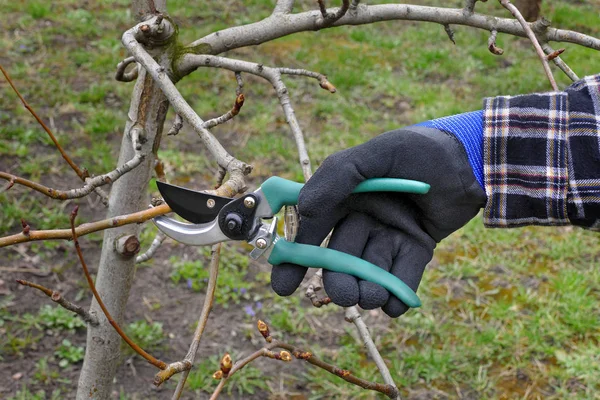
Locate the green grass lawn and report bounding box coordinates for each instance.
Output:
[1,0,600,399]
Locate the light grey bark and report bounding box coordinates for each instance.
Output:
[187,4,600,55]
[76,67,169,400]
[76,2,169,398]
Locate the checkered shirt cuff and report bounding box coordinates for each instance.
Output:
[482,74,600,230]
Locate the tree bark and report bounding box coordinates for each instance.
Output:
[76,2,168,399]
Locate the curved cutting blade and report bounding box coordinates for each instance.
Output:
[156,181,232,223]
[154,216,228,246]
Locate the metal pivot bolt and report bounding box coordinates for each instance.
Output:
[206,199,216,208]
[243,196,256,208]
[256,238,268,249]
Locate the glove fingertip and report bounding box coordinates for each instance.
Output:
[270,263,308,296]
[323,271,359,307]
[382,297,410,318]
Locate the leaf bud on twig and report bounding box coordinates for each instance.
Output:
[212,370,223,380]
[257,319,272,342]
[220,353,232,376]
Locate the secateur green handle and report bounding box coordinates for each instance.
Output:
[261,176,430,214]
[261,176,430,309]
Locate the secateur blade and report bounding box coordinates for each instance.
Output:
[156,181,232,223]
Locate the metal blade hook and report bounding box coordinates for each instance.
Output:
[153,216,228,246]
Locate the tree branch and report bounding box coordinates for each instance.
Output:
[116,56,140,82]
[0,203,171,248]
[122,18,251,196]
[166,244,222,396]
[187,4,600,56]
[542,43,579,82]
[488,29,504,55]
[209,321,399,399]
[202,93,245,130]
[69,206,167,370]
[16,279,99,326]
[0,142,144,201]
[0,64,88,180]
[176,55,338,180]
[136,231,167,263]
[498,0,558,90]
[345,307,400,399]
[167,114,184,136]
[272,0,295,14]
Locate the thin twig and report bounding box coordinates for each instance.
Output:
[278,68,337,93]
[136,231,167,264]
[16,279,98,325]
[168,244,222,396]
[349,0,360,13]
[167,114,184,136]
[444,24,456,44]
[0,64,87,180]
[235,72,244,95]
[202,94,245,130]
[498,0,558,90]
[488,30,504,55]
[542,43,579,82]
[276,339,399,398]
[317,0,350,24]
[345,307,400,399]
[0,203,171,248]
[69,206,167,370]
[115,56,140,82]
[209,321,398,399]
[178,55,338,180]
[0,148,143,200]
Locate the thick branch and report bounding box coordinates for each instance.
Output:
[122,18,251,195]
[16,279,99,326]
[187,5,600,56]
[0,204,171,248]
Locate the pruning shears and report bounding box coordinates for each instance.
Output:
[153,176,430,308]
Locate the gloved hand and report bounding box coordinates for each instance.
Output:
[270,116,487,317]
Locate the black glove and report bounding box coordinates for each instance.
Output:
[270,126,487,317]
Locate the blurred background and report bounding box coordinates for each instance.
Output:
[1,0,599,398]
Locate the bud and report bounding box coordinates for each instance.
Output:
[212,370,223,380]
[257,319,271,342]
[220,353,232,376]
[279,351,292,362]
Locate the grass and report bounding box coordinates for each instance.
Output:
[1,0,600,398]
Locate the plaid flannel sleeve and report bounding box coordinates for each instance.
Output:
[483,74,600,231]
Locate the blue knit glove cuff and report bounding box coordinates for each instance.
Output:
[414,110,484,189]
